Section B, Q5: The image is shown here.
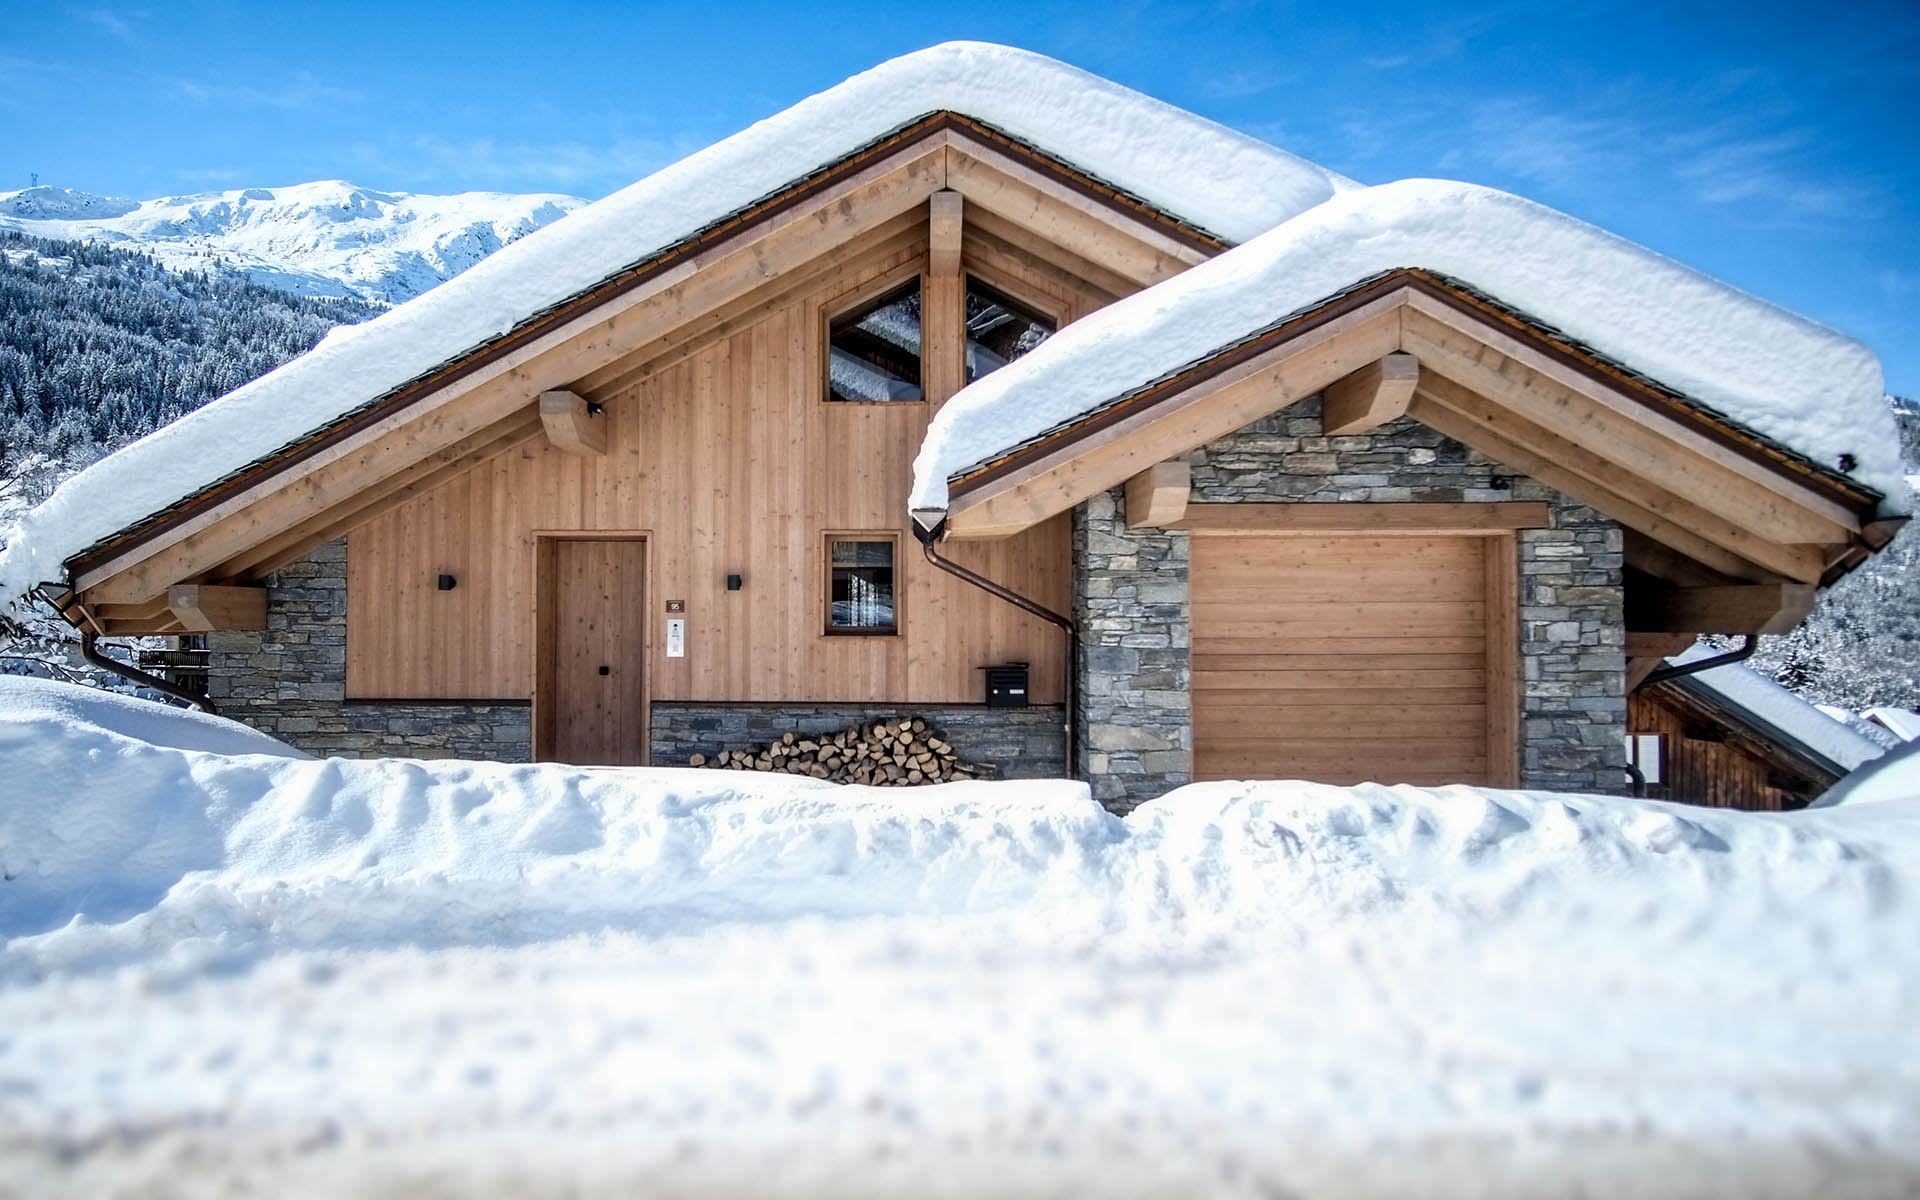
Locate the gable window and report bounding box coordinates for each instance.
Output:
[827,280,923,403]
[965,277,1055,383]
[826,534,899,635]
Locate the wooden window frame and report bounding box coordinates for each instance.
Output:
[823,530,903,637]
[820,268,927,407]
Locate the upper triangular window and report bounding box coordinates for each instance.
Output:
[828,280,923,403]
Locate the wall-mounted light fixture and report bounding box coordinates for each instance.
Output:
[726,574,743,591]
[437,574,457,591]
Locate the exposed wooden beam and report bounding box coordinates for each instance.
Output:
[72,142,952,604]
[1632,582,1816,635]
[167,583,267,632]
[1402,303,1858,548]
[1124,459,1191,528]
[924,190,967,408]
[1174,500,1549,534]
[1623,530,1737,589]
[945,138,1203,286]
[943,297,1407,538]
[1625,631,1703,691]
[929,189,963,278]
[1627,632,1699,659]
[1862,516,1909,550]
[1409,385,1825,584]
[1322,352,1418,435]
[538,389,607,456]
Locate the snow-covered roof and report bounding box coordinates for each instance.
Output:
[1864,707,1920,742]
[1662,645,1887,776]
[0,42,1351,603]
[909,179,1903,517]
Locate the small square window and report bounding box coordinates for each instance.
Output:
[826,535,898,634]
[827,281,923,403]
[965,277,1054,383]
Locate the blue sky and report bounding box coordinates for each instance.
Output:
[3,1,1916,396]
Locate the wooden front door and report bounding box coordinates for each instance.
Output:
[542,538,647,765]
[1189,532,1515,786]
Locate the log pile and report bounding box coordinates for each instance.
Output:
[687,718,985,786]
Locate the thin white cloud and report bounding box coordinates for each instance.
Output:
[171,70,365,111]
[72,8,137,45]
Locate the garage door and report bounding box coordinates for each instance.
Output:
[1190,532,1513,786]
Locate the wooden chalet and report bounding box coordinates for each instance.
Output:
[18,44,1903,811]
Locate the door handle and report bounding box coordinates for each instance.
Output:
[598,665,610,676]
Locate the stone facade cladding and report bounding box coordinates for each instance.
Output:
[204,539,532,760]
[651,702,1068,779]
[1075,393,1627,812]
[1073,496,1192,811]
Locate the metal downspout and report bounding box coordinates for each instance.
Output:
[913,519,1080,780]
[79,631,218,713]
[1637,636,1756,690]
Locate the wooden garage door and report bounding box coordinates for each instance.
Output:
[1190,532,1515,786]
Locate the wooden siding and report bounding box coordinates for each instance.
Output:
[346,217,1111,705]
[1628,687,1829,811]
[1190,531,1517,786]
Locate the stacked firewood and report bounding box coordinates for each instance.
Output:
[687,718,984,786]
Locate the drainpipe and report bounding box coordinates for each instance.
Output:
[1637,636,1755,690]
[80,631,218,713]
[913,518,1079,780]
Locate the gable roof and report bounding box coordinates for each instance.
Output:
[1657,645,1888,779]
[0,41,1350,604]
[909,179,1905,522]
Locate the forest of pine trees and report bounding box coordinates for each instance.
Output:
[0,229,377,502]
[1749,396,1920,709]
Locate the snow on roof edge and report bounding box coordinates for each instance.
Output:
[1665,644,1887,775]
[0,42,1352,605]
[910,179,1903,518]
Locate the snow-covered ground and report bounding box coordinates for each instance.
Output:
[0,181,584,303]
[3,676,1919,1197]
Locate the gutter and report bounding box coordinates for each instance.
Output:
[79,631,217,713]
[912,518,1079,780]
[1637,636,1754,690]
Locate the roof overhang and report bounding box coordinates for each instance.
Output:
[929,269,1893,592]
[52,113,1226,632]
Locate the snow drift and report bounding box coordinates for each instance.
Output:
[912,178,1903,515]
[3,678,1920,1196]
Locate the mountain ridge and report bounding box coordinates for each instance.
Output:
[0,181,587,305]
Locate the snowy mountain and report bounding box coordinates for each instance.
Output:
[0,181,586,304]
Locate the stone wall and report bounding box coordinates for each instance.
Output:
[1075,394,1626,810]
[651,702,1068,779]
[204,539,532,760]
[1072,495,1191,811]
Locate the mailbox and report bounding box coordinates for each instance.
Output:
[983,662,1030,708]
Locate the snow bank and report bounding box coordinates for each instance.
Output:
[0,679,1107,972]
[4,678,1920,1194]
[1814,739,1920,809]
[0,42,1348,604]
[912,179,1902,516]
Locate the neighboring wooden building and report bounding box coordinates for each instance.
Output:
[10,45,1904,810]
[1627,667,1887,811]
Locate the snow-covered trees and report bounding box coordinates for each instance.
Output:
[0,230,377,505]
[1749,396,1920,709]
